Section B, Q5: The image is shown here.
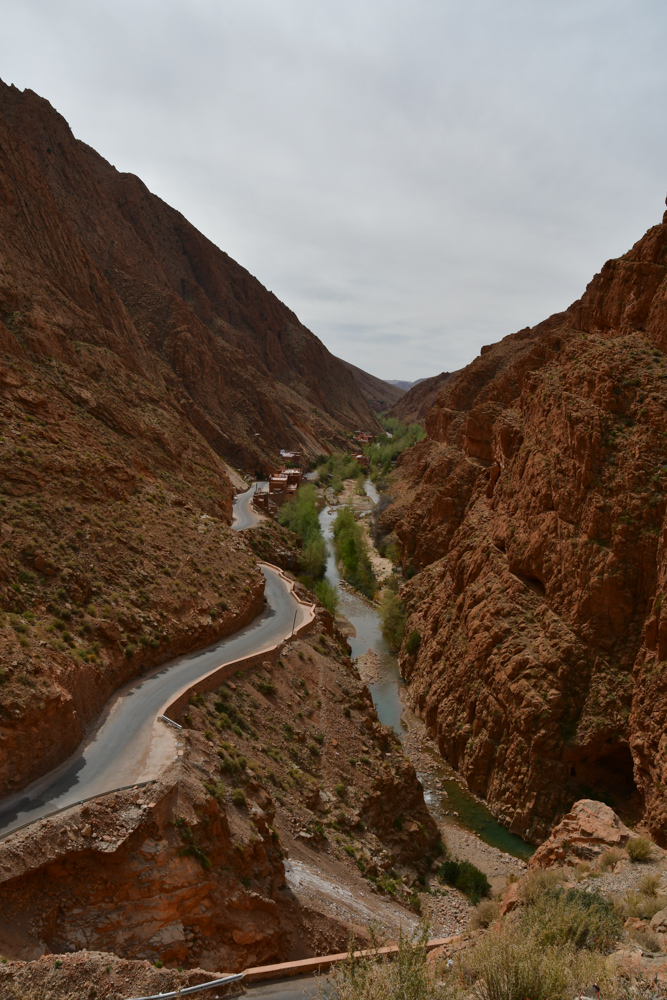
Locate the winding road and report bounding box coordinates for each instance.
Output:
[232,481,267,530]
[0,548,309,839]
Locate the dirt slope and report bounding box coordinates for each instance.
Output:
[339,359,405,412]
[388,371,455,424]
[380,204,667,844]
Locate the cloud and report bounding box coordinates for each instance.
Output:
[1,0,666,379]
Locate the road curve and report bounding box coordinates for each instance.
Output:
[232,482,267,530]
[0,565,309,838]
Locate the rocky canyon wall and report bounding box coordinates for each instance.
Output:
[381,211,667,844]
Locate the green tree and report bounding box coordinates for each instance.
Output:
[379,589,406,651]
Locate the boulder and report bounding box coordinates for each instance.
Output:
[499,880,521,915]
[529,799,630,868]
[650,909,667,934]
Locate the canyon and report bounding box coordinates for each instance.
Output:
[0,78,443,989]
[381,203,667,845]
[5,68,667,999]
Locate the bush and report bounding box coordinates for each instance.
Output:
[638,872,661,896]
[459,924,612,1000]
[518,867,565,906]
[469,899,500,930]
[379,589,405,651]
[438,859,491,904]
[598,847,624,871]
[333,507,377,598]
[627,836,653,862]
[616,889,667,920]
[524,888,622,953]
[313,579,339,614]
[231,788,247,807]
[405,629,421,655]
[324,924,443,1000]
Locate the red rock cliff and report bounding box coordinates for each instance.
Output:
[381,210,667,843]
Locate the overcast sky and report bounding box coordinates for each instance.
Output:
[1,1,667,380]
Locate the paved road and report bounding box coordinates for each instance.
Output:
[0,565,309,838]
[232,482,267,531]
[244,975,330,1000]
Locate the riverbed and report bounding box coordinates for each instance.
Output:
[319,481,533,863]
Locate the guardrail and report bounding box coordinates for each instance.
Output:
[0,780,159,844]
[127,972,243,1000]
[156,563,316,723]
[123,936,460,999]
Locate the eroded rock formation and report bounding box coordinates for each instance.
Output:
[381,209,667,843]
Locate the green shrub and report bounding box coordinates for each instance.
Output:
[379,589,405,652]
[231,788,247,807]
[627,836,653,862]
[405,629,421,655]
[438,859,491,904]
[313,579,339,614]
[332,507,377,598]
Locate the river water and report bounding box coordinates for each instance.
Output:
[319,482,534,861]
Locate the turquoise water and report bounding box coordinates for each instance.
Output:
[319,488,534,861]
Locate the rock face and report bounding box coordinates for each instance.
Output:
[0,626,439,969]
[0,79,378,474]
[381,208,667,843]
[529,799,630,868]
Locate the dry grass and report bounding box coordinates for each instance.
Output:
[638,872,662,897]
[458,924,614,1000]
[517,867,565,905]
[627,837,654,863]
[598,847,625,871]
[468,899,500,930]
[629,926,662,953]
[615,889,667,921]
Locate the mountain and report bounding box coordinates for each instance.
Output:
[0,81,378,475]
[0,79,377,799]
[339,359,405,412]
[388,370,455,423]
[387,378,431,390]
[379,204,667,844]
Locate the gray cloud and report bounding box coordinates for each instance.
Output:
[2,0,666,379]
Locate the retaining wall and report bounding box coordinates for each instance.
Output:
[159,563,316,723]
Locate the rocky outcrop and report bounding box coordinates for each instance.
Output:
[0,748,288,971]
[0,625,440,970]
[381,208,667,843]
[529,799,630,868]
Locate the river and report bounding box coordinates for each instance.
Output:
[318,480,534,861]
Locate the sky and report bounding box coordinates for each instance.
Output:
[1,1,667,381]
